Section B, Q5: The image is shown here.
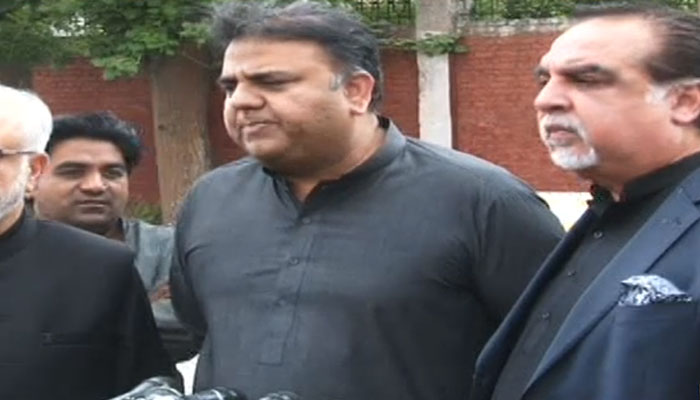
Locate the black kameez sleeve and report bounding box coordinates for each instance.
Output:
[116,261,180,391]
[472,188,564,322]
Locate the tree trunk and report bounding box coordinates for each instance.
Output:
[149,45,213,223]
[0,63,33,89]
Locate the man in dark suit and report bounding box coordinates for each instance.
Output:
[0,84,176,399]
[472,4,700,400]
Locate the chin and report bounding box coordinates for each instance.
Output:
[550,148,600,171]
[72,217,113,236]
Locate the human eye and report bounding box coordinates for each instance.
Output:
[218,79,238,96]
[571,73,606,87]
[103,167,126,180]
[534,73,550,88]
[54,166,85,179]
[533,67,550,88]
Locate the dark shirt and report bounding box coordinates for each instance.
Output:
[491,152,700,400]
[0,212,176,400]
[172,117,564,400]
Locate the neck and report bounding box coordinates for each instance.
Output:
[289,115,385,201]
[0,205,23,237]
[103,219,125,242]
[581,146,700,201]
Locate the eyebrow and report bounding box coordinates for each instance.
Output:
[534,63,618,82]
[217,70,296,86]
[54,161,126,170]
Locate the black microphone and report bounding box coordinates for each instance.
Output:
[258,391,301,400]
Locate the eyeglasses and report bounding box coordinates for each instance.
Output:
[0,148,36,160]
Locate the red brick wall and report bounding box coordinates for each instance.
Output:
[452,34,586,192]
[380,49,419,137]
[33,60,161,203]
[30,33,587,204]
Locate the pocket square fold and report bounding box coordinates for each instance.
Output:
[618,274,692,306]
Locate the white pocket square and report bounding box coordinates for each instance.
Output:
[618,274,691,306]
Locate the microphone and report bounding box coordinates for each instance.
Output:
[258,391,301,400]
[107,376,179,400]
[182,387,248,400]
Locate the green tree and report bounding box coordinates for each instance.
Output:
[0,0,411,220]
[0,0,79,87]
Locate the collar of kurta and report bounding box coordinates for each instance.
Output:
[0,210,37,262]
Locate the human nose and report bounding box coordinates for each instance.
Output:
[79,171,107,193]
[227,82,264,110]
[534,78,572,114]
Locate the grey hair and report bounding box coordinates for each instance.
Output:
[0,84,52,152]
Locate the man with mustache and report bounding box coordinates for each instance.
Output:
[30,111,196,363]
[170,1,564,399]
[472,4,700,400]
[0,85,175,399]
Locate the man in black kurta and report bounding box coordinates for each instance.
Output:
[0,84,175,400]
[171,3,564,399]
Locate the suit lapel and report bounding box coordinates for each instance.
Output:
[525,176,700,394]
[473,209,597,395]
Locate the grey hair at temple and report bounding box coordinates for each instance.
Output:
[574,3,700,128]
[211,0,384,110]
[0,84,52,152]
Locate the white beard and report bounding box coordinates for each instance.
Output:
[549,146,600,171]
[0,159,30,222]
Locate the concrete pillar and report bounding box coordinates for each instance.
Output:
[415,0,460,148]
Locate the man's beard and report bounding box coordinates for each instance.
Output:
[0,159,30,222]
[539,114,600,171]
[549,146,600,171]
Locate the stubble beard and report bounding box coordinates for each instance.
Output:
[0,159,30,222]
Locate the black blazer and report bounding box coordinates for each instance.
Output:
[0,214,176,400]
[472,168,700,400]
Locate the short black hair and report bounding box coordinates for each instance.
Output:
[574,3,700,127]
[46,111,143,173]
[211,0,384,110]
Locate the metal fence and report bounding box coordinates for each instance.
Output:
[350,0,415,24]
[471,0,699,20]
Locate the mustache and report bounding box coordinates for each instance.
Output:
[235,118,275,129]
[539,114,587,139]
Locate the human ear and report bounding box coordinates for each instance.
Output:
[343,71,376,115]
[669,82,700,126]
[28,153,48,182]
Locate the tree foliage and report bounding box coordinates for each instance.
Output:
[471,0,697,20]
[0,0,415,78]
[0,0,79,66]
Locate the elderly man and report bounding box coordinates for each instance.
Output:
[472,4,700,400]
[0,86,175,398]
[171,2,564,399]
[31,111,195,362]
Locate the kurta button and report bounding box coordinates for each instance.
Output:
[541,312,551,320]
[593,230,603,239]
[301,217,311,224]
[289,257,299,265]
[566,270,576,277]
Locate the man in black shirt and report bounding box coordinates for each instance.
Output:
[0,85,176,398]
[472,5,700,400]
[30,112,196,362]
[170,1,564,399]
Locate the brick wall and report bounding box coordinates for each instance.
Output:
[30,31,587,204]
[33,60,161,203]
[452,33,586,192]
